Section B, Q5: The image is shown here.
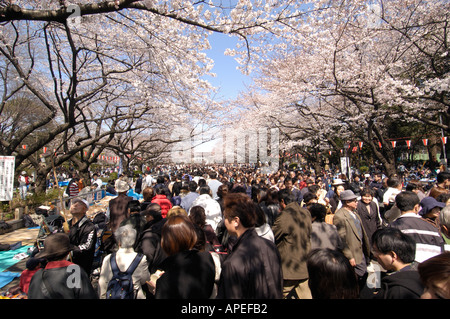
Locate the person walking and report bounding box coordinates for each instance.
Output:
[333,190,371,291]
[108,179,133,233]
[217,193,283,299]
[272,188,311,298]
[388,191,445,263]
[372,228,424,299]
[150,215,216,299]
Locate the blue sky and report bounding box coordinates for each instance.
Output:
[205,32,252,101]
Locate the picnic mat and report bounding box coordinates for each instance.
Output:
[0,245,32,273]
[0,272,21,289]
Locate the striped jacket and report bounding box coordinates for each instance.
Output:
[389,213,444,262]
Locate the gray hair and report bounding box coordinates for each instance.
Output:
[440,205,450,228]
[114,224,137,248]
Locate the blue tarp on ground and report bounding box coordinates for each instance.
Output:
[0,272,21,288]
[0,246,32,273]
[127,189,143,200]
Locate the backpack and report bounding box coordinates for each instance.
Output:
[106,253,143,299]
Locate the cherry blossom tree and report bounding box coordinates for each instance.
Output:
[237,0,449,176]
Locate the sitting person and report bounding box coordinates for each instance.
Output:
[28,233,98,299]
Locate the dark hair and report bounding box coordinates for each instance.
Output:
[217,184,229,198]
[307,248,359,299]
[141,203,162,221]
[161,215,197,256]
[198,178,206,187]
[308,184,320,195]
[156,176,165,184]
[223,193,257,228]
[360,187,375,198]
[309,203,327,222]
[189,206,206,228]
[127,200,141,213]
[263,188,279,205]
[436,192,450,204]
[387,176,401,188]
[188,181,198,192]
[303,192,318,204]
[254,203,267,227]
[278,188,295,205]
[418,252,450,298]
[155,187,167,195]
[406,180,423,192]
[372,228,416,263]
[395,191,420,212]
[209,171,217,179]
[198,185,211,195]
[437,172,450,184]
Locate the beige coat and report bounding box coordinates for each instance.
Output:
[333,207,370,265]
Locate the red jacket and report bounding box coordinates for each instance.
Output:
[151,194,172,218]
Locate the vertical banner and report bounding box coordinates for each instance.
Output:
[0,156,16,201]
[118,157,123,176]
[340,157,349,179]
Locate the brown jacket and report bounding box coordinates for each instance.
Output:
[272,201,311,280]
[333,207,370,265]
[108,193,133,232]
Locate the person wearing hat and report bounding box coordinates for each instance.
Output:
[68,198,97,276]
[328,179,346,214]
[28,233,98,299]
[18,170,28,200]
[419,197,445,230]
[333,189,371,293]
[108,179,133,233]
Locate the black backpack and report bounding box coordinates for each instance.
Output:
[106,253,143,299]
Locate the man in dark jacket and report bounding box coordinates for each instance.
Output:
[28,233,98,299]
[389,191,445,262]
[136,203,167,274]
[68,198,97,276]
[372,228,424,299]
[272,188,312,299]
[217,193,283,299]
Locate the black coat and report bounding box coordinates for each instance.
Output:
[28,260,98,299]
[217,228,283,299]
[356,200,382,247]
[155,250,215,299]
[374,266,424,299]
[136,219,167,274]
[68,215,97,275]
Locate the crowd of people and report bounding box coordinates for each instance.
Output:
[12,164,450,299]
